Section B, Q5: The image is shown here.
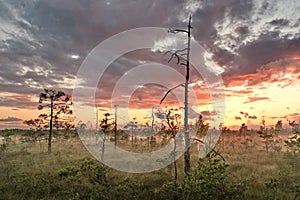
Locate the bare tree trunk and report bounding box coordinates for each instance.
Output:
[48,100,53,154]
[114,105,118,152]
[162,16,192,175]
[101,134,106,161]
[184,16,192,175]
[173,137,178,200]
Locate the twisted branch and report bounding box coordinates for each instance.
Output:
[160,83,185,104]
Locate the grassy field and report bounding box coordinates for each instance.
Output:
[0,129,299,199]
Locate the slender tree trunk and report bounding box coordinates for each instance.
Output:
[101,134,106,161]
[150,108,155,150]
[114,105,117,152]
[164,16,192,175]
[184,16,192,175]
[48,100,53,154]
[222,131,225,150]
[173,137,178,200]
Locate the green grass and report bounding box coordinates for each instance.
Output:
[0,130,299,199]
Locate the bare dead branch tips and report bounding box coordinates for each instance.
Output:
[160,83,185,104]
[164,48,188,64]
[168,28,189,34]
[191,137,225,161]
[164,51,180,64]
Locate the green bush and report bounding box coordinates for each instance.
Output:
[160,153,244,200]
[184,154,244,199]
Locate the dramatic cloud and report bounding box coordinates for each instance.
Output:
[1,0,299,94]
[0,0,300,128]
[223,59,300,88]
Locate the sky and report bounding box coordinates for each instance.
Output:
[0,0,300,129]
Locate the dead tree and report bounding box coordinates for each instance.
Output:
[161,16,192,175]
[114,105,118,151]
[165,108,181,196]
[124,118,138,146]
[100,113,112,161]
[144,106,157,150]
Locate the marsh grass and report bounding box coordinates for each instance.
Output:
[0,130,299,199]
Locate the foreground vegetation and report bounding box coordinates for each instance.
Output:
[0,129,299,199]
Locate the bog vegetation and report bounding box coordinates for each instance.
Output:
[0,119,300,199]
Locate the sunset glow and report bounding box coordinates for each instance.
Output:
[0,0,300,130]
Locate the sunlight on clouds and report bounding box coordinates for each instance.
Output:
[178,0,203,22]
[1,0,299,131]
[152,35,186,53]
[70,54,80,59]
[0,14,34,43]
[24,80,42,89]
[214,13,241,54]
[225,79,300,128]
[213,0,300,52]
[203,51,225,75]
[58,77,76,89]
[250,0,300,40]
[223,58,300,128]
[185,0,202,13]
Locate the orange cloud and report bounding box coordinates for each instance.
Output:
[127,84,212,109]
[225,89,253,98]
[243,97,270,104]
[224,58,300,88]
[224,73,255,87]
